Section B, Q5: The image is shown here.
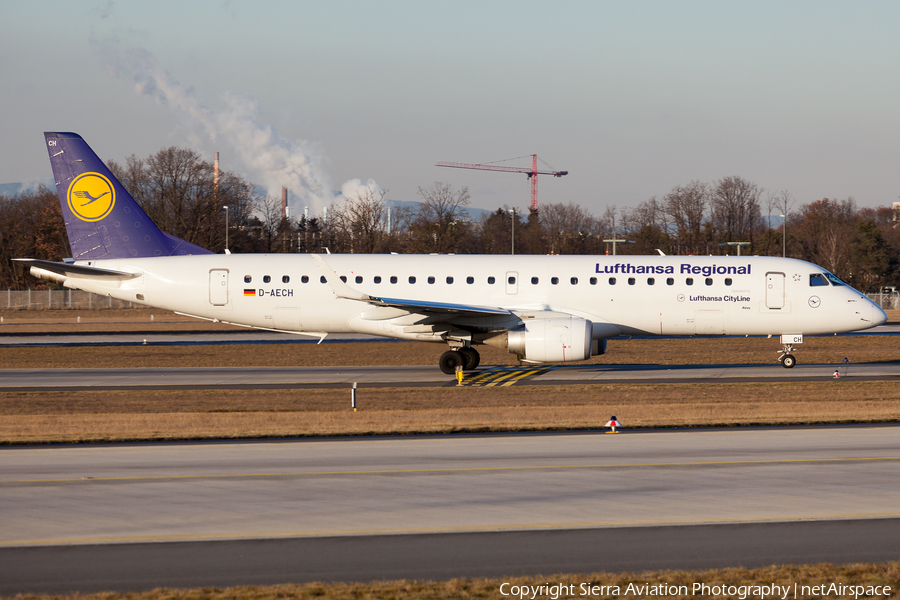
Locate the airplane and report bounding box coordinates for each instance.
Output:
[16,132,888,374]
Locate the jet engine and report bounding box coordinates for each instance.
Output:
[506,317,593,362]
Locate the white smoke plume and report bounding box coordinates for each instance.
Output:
[97,38,357,215]
[340,178,383,200]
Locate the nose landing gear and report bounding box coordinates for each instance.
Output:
[778,344,796,368]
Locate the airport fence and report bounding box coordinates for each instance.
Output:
[868,292,900,311]
[1,289,897,312]
[0,289,149,310]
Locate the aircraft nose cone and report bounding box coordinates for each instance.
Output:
[872,302,888,326]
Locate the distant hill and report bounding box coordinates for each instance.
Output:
[0,179,55,196]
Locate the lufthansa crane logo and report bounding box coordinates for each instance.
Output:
[67,172,116,222]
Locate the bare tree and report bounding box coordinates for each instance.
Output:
[408,183,473,253]
[622,196,669,253]
[254,194,288,252]
[330,186,389,253]
[108,148,257,252]
[792,197,857,278]
[540,202,600,254]
[0,186,68,288]
[664,181,708,254]
[710,176,763,250]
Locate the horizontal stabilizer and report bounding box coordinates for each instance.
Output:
[13,258,140,280]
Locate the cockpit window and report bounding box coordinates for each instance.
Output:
[824,272,846,286]
[809,273,829,287]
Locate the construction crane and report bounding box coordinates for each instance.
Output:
[435,154,568,211]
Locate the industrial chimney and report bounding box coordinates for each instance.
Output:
[214,152,219,208]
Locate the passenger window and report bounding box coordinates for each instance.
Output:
[467,276,474,284]
[409,276,416,284]
[390,276,398,284]
[810,274,829,287]
[648,278,655,285]
[301,275,309,283]
[320,276,327,284]
[590,277,597,285]
[531,277,539,285]
[609,277,616,285]
[667,278,674,285]
[446,276,454,284]
[705,278,713,286]
[628,277,635,285]
[263,275,271,283]
[551,277,559,285]
[374,276,382,284]
[355,276,363,284]
[570,277,578,285]
[487,276,495,284]
[244,275,252,283]
[428,276,435,284]
[508,276,516,285]
[725,278,732,286]
[686,278,694,286]
[340,276,347,283]
[282,275,290,283]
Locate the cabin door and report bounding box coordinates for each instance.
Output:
[766,272,785,309]
[209,269,229,306]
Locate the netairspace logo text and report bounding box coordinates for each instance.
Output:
[498,581,893,599]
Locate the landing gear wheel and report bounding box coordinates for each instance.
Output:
[439,350,465,375]
[780,354,796,368]
[458,347,480,371]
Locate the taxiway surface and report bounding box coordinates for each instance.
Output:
[2,426,899,592]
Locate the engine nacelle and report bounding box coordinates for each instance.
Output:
[507,317,593,363]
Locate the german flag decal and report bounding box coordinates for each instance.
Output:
[243,289,256,297]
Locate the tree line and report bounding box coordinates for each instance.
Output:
[1,146,898,291]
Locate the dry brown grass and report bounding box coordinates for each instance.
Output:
[0,308,247,332]
[2,381,898,444]
[4,561,899,599]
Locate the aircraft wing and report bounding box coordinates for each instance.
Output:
[13,258,141,280]
[373,296,510,315]
[311,254,510,316]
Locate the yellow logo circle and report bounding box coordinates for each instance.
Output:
[67,172,116,222]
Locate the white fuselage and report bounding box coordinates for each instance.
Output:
[61,254,885,349]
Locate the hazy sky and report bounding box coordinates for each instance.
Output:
[3,0,899,218]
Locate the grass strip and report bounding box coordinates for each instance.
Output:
[2,381,898,444]
[4,562,899,599]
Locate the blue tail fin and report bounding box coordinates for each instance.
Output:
[44,132,213,259]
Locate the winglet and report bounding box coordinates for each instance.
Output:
[311,254,378,302]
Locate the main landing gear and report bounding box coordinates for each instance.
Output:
[439,347,481,375]
[778,343,797,368]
